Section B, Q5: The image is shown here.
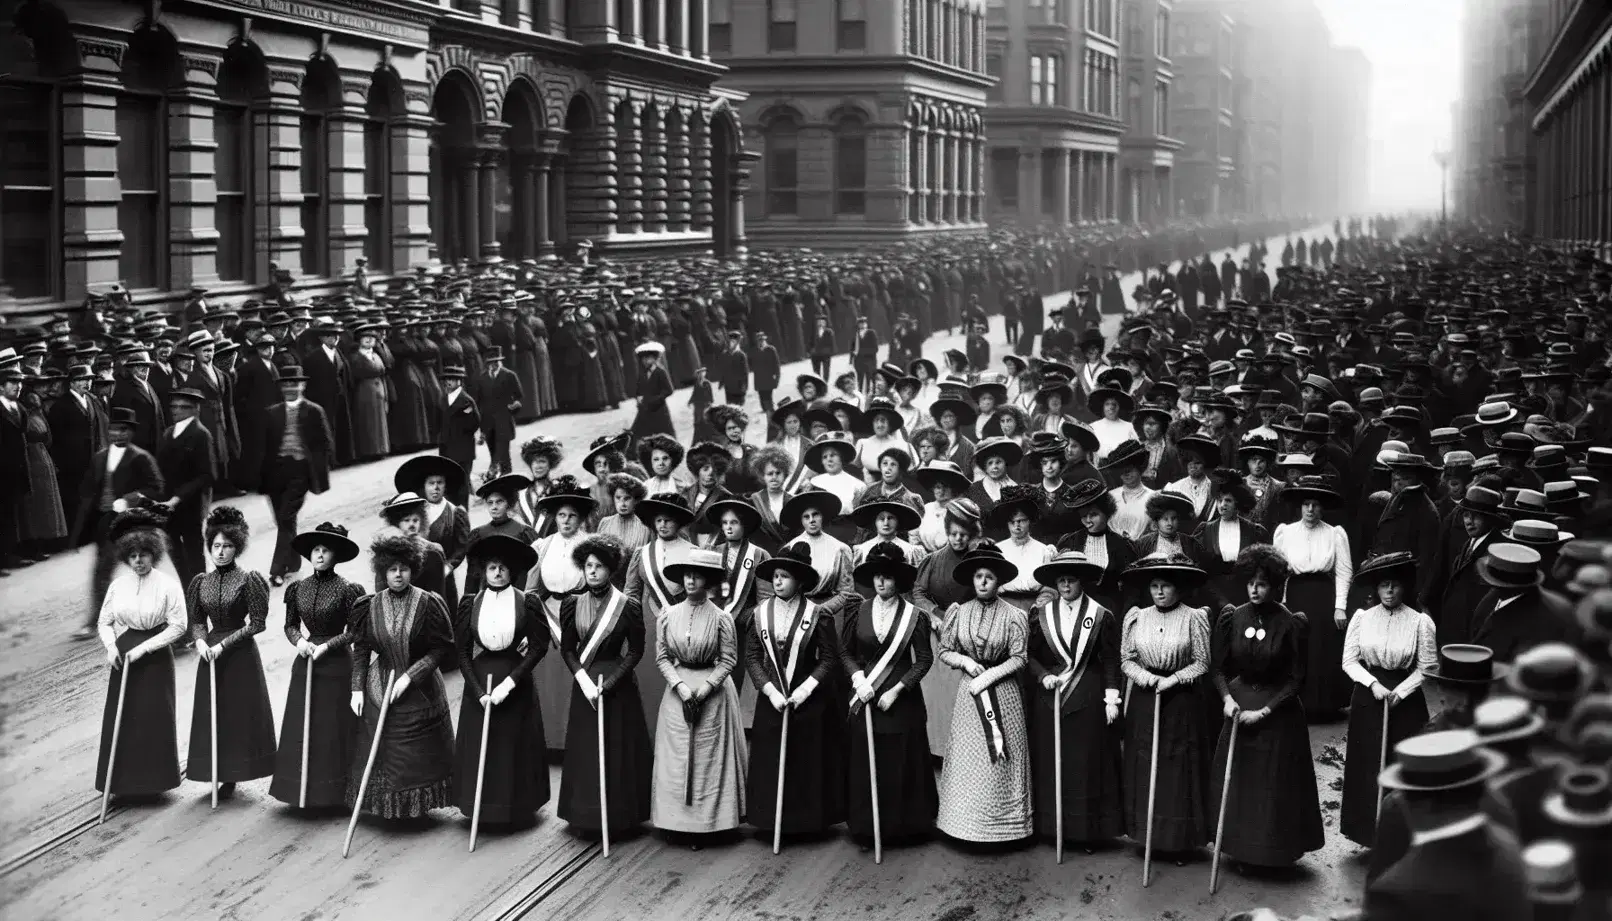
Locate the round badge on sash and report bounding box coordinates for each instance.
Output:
[1082,616,1094,630]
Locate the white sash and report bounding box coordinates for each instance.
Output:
[863,598,919,691]
[719,542,762,617]
[641,541,679,610]
[579,586,627,671]
[756,596,816,690]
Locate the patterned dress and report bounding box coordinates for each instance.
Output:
[651,598,747,833]
[1120,603,1213,852]
[186,564,277,783]
[935,597,1033,843]
[269,569,365,807]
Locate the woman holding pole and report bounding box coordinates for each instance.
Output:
[1209,545,1324,874]
[269,522,365,809]
[346,529,457,819]
[186,507,277,799]
[95,508,187,802]
[558,534,653,836]
[452,534,550,830]
[1119,554,1213,869]
[843,542,937,845]
[1027,550,1124,851]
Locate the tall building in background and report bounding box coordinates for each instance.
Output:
[1165,0,1236,217]
[1119,0,1183,225]
[1451,0,1541,229]
[1227,0,1281,217]
[713,0,992,245]
[981,0,1127,225]
[1524,0,1610,251]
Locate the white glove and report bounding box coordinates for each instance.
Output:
[1105,702,1120,724]
[105,647,122,668]
[296,639,316,658]
[787,676,818,708]
[764,684,788,712]
[350,691,364,717]
[491,677,516,705]
[310,643,329,661]
[391,673,413,703]
[1042,673,1068,691]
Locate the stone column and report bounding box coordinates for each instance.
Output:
[642,110,669,232]
[690,114,713,231]
[650,0,668,50]
[626,0,644,43]
[914,127,929,223]
[1110,153,1120,222]
[395,108,434,271]
[259,80,304,281]
[59,66,124,300]
[731,151,761,257]
[1072,150,1085,221]
[475,147,500,261]
[536,133,564,258]
[1017,149,1039,223]
[973,136,986,222]
[928,131,942,221]
[946,131,960,222]
[573,0,619,43]
[1054,148,1070,225]
[169,67,222,288]
[615,101,644,233]
[691,0,708,58]
[670,0,689,55]
[667,112,693,231]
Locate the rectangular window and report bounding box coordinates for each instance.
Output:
[711,0,732,53]
[364,116,390,270]
[837,0,866,50]
[835,132,867,215]
[1030,54,1060,106]
[990,147,1018,208]
[986,50,1005,100]
[768,0,796,51]
[299,113,327,277]
[116,94,164,290]
[214,102,248,282]
[0,82,58,299]
[766,134,798,215]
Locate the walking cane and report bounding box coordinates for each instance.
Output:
[469,672,494,853]
[209,656,220,810]
[1375,697,1390,822]
[1054,678,1067,866]
[1142,686,1162,888]
[344,672,396,858]
[1210,719,1239,894]
[773,703,791,855]
[863,703,882,865]
[100,660,132,825]
[597,674,610,858]
[299,658,313,809]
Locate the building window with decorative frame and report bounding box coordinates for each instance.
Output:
[832,112,868,216]
[118,27,181,292]
[763,112,799,216]
[769,0,797,52]
[365,73,400,273]
[0,14,69,302]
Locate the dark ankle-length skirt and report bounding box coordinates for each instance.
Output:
[348,670,456,819]
[1289,572,1350,715]
[747,686,847,833]
[188,633,278,783]
[1030,685,1124,843]
[269,646,359,807]
[558,659,653,833]
[1340,666,1427,846]
[1123,680,1212,853]
[846,687,937,839]
[1211,696,1325,866]
[453,649,549,826]
[97,627,181,796]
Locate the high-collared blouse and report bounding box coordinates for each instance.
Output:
[1109,484,1157,542]
[939,597,1029,679]
[1120,603,1211,685]
[98,568,188,657]
[528,529,588,598]
[596,512,653,556]
[655,597,737,686]
[187,562,270,651]
[998,536,1053,594]
[1272,520,1354,611]
[1341,603,1437,699]
[285,569,364,647]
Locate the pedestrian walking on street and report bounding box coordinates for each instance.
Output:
[631,342,676,441]
[436,366,480,508]
[154,388,216,592]
[260,367,334,588]
[476,348,522,477]
[71,407,164,638]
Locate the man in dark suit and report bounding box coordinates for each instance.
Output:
[260,366,334,586]
[69,407,164,637]
[111,354,165,451]
[1470,542,1582,663]
[231,332,282,493]
[299,318,353,467]
[0,366,35,576]
[809,314,835,380]
[717,331,749,406]
[437,364,480,508]
[1422,484,1505,644]
[183,331,238,489]
[475,347,521,476]
[751,331,780,417]
[851,316,880,393]
[48,364,106,544]
[155,388,216,590]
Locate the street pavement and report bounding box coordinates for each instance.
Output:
[0,223,1360,921]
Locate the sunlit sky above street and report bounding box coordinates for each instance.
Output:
[1315,0,1460,214]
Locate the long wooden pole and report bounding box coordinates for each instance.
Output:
[209,657,219,810]
[100,661,132,825]
[299,657,313,809]
[863,703,882,865]
[597,674,610,858]
[1210,719,1239,894]
[1375,697,1390,822]
[1142,688,1162,888]
[1054,679,1066,865]
[344,672,396,858]
[772,705,791,855]
[469,672,494,853]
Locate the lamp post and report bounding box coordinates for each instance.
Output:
[1432,149,1450,224]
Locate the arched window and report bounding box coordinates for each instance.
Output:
[365,73,400,273]
[299,60,339,278]
[216,44,266,284]
[762,111,799,216]
[0,6,72,301]
[119,28,181,291]
[832,111,867,216]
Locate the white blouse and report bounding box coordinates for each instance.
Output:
[998,537,1052,594]
[916,501,949,552]
[1217,517,1242,563]
[856,434,913,474]
[1272,520,1354,611]
[1109,484,1156,542]
[477,585,519,651]
[872,594,901,641]
[97,569,188,658]
[1341,603,1438,699]
[530,530,587,598]
[811,470,864,510]
[1166,474,1214,516]
[1091,418,1134,463]
[423,498,448,527]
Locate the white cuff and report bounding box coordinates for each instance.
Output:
[850,670,866,686]
[1104,688,1122,706]
[797,676,819,698]
[762,682,778,697]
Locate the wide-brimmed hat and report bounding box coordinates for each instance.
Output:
[1132,401,1173,432]
[1471,695,1547,745]
[1100,438,1148,471]
[476,472,533,503]
[705,497,762,534]
[1145,489,1196,523]
[1026,431,1068,460]
[1353,550,1418,588]
[985,484,1046,529]
[291,521,360,563]
[466,533,538,573]
[395,455,467,497]
[852,497,923,532]
[853,542,917,590]
[1541,767,1612,828]
[782,487,843,524]
[804,431,857,473]
[1423,643,1511,686]
[1176,434,1222,467]
[972,436,1024,471]
[1378,729,1506,792]
[1063,476,1109,511]
[539,474,597,517]
[756,542,819,585]
[914,459,971,495]
[380,491,428,521]
[1035,376,1075,406]
[795,371,828,395]
[1283,475,1341,507]
[1061,419,1101,454]
[1457,485,1505,517]
[1238,435,1279,461]
[277,364,309,383]
[929,395,978,428]
[1383,452,1441,475]
[1503,519,1574,547]
[864,396,906,431]
[1035,550,1104,586]
[907,357,939,380]
[664,547,727,584]
[771,395,809,426]
[1121,552,1207,588]
[1478,542,1546,589]
[582,431,632,473]
[969,375,1009,404]
[1275,411,1331,441]
[952,540,1020,586]
[1506,643,1598,703]
[635,491,696,527]
[1087,386,1134,419]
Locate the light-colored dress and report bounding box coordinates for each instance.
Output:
[996,536,1053,609]
[528,530,589,749]
[935,597,1033,842]
[915,500,949,553]
[1090,418,1133,462]
[651,598,747,833]
[1109,484,1157,541]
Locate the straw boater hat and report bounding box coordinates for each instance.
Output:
[1470,695,1547,746]
[1503,519,1574,548]
[1505,643,1598,704]
[705,497,762,534]
[914,459,971,495]
[467,533,538,573]
[1422,643,1511,687]
[664,548,726,584]
[1034,550,1105,586]
[291,521,360,563]
[1352,550,1418,588]
[1377,729,1506,792]
[782,486,843,525]
[1121,553,1207,588]
[635,491,696,527]
[756,542,818,585]
[1478,543,1546,589]
[952,540,1020,586]
[853,542,918,591]
[634,341,666,357]
[1541,767,1612,828]
[394,455,466,498]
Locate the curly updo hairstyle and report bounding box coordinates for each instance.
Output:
[605,472,647,503]
[751,444,795,482]
[1233,543,1291,590]
[706,404,750,439]
[520,435,564,470]
[204,505,250,552]
[636,432,685,472]
[571,533,626,575]
[370,527,424,577]
[111,508,170,564]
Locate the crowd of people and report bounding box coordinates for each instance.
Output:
[9,211,1612,919]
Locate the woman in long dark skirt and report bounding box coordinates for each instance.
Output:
[95,510,187,798]
[1119,554,1213,859]
[745,544,848,835]
[348,325,391,462]
[270,523,366,808]
[1271,476,1355,717]
[843,543,937,842]
[187,507,277,794]
[452,534,551,829]
[1210,545,1325,868]
[1028,550,1125,847]
[347,530,458,818]
[558,534,653,835]
[1338,551,1436,846]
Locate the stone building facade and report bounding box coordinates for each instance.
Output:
[1525,0,1610,251]
[711,0,992,246]
[0,0,748,315]
[1119,0,1180,225]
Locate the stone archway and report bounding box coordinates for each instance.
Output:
[499,81,543,259]
[429,69,479,263]
[709,108,738,259]
[557,93,595,252]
